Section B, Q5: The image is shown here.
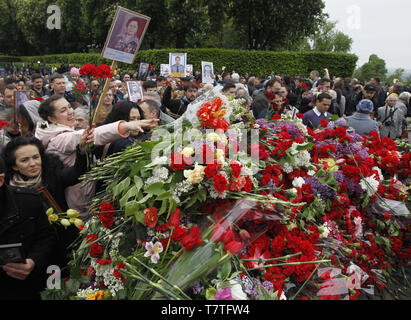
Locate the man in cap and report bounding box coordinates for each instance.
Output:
[346,99,380,137]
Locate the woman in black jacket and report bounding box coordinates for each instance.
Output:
[0,157,56,300]
[2,135,92,278]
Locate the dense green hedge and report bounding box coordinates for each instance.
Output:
[5,49,358,78]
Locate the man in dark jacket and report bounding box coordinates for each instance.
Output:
[251,78,282,118]
[0,157,55,300]
[162,81,199,117]
[346,84,378,116]
[31,73,51,98]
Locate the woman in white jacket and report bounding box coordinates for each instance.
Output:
[35,94,158,220]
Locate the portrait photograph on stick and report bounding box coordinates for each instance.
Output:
[202,61,214,84]
[169,53,187,78]
[102,7,150,64]
[160,64,170,77]
[127,81,143,103]
[137,62,150,81]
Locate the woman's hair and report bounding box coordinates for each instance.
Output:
[38,94,65,122]
[103,100,144,125]
[126,17,139,32]
[3,136,45,180]
[333,80,344,105]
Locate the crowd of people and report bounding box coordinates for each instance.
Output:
[0,61,410,300]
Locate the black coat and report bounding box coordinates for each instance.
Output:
[162,86,190,116]
[6,146,88,212]
[0,185,56,300]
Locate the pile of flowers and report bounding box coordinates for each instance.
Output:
[41,89,411,301]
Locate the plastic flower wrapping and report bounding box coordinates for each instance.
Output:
[41,87,411,301]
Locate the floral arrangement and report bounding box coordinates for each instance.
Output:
[41,89,411,301]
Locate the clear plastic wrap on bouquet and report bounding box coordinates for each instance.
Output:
[173,85,233,128]
[371,197,411,217]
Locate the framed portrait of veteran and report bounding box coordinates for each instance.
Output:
[127,81,143,103]
[185,64,193,77]
[169,53,187,78]
[102,7,151,65]
[202,61,214,84]
[137,62,150,80]
[160,64,170,77]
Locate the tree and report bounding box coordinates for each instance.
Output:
[311,20,352,52]
[228,0,326,50]
[386,68,405,85]
[0,0,29,55]
[354,54,388,82]
[135,0,170,50]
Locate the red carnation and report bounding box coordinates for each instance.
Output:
[213,174,228,194]
[171,226,188,242]
[181,226,202,250]
[205,162,222,179]
[320,120,329,128]
[224,241,242,255]
[90,243,104,258]
[230,161,242,179]
[96,64,114,79]
[144,207,158,228]
[80,64,97,77]
[168,208,181,228]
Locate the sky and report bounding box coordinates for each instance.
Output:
[323,0,411,70]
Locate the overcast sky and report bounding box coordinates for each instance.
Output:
[324,0,411,70]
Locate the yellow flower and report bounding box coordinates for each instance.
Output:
[215,149,225,162]
[46,208,54,216]
[217,133,228,146]
[95,290,105,300]
[184,164,206,184]
[207,132,219,142]
[61,219,71,227]
[182,147,195,157]
[323,158,338,173]
[74,218,84,229]
[67,209,80,219]
[48,214,58,223]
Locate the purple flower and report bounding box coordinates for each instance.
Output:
[335,118,348,127]
[304,176,336,201]
[214,288,233,300]
[261,281,274,293]
[242,276,260,299]
[192,281,204,295]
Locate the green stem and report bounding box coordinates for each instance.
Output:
[246,259,331,272]
[290,262,321,300]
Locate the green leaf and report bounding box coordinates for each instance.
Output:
[157,190,173,201]
[146,182,165,195]
[205,287,217,300]
[138,194,152,204]
[125,200,140,217]
[119,186,138,208]
[219,260,232,281]
[113,177,131,199]
[158,199,168,216]
[134,209,145,225]
[134,176,144,192]
[137,141,157,153]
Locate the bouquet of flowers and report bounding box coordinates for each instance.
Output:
[41,87,411,301]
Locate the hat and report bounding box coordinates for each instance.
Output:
[364,84,377,92]
[70,67,80,76]
[356,99,374,113]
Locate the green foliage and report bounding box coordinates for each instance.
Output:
[386,68,405,85]
[228,0,326,50]
[354,54,388,82]
[14,49,358,78]
[310,20,352,53]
